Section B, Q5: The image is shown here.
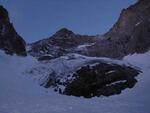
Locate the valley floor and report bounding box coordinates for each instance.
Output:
[0,50,150,113]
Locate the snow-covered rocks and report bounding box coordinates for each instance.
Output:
[26,53,140,98]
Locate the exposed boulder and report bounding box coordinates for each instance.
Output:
[0,5,26,56]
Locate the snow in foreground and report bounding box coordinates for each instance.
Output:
[0,50,150,113]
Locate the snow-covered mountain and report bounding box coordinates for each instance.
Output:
[0,0,150,113]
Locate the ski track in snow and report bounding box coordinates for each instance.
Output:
[0,50,150,113]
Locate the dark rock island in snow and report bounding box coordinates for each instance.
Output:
[63,62,139,98]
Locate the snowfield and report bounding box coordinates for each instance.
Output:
[0,50,150,113]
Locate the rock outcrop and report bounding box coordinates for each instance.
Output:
[0,6,26,56]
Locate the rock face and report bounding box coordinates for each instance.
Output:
[86,0,150,58]
[0,6,26,56]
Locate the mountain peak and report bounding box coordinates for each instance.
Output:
[52,28,75,38]
[57,28,74,33]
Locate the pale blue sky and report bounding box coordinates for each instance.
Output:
[0,0,137,43]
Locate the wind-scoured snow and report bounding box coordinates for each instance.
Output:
[0,50,150,113]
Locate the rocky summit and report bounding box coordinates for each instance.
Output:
[0,6,26,56]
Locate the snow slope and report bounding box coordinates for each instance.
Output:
[0,50,150,113]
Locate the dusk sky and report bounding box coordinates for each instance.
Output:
[0,0,137,43]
